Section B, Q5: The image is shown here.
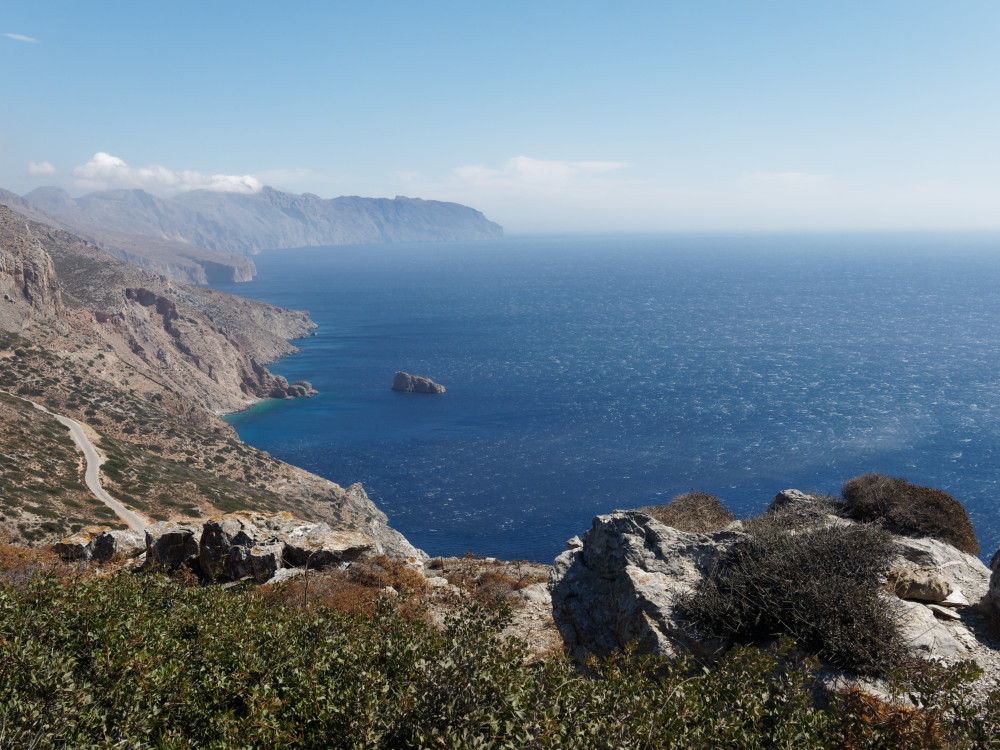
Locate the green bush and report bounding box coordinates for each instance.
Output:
[638,492,735,533]
[681,516,904,675]
[841,473,980,554]
[0,559,996,747]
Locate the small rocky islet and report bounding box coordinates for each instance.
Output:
[392,370,446,394]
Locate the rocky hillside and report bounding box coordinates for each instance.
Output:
[20,185,503,259]
[0,209,423,559]
[0,188,255,286]
[0,205,315,414]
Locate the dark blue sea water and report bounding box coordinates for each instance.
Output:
[215,234,1000,562]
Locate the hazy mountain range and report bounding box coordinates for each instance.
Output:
[0,186,503,284]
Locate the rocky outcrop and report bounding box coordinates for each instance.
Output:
[550,492,993,668]
[53,526,144,562]
[145,521,203,568]
[549,511,739,662]
[20,185,503,260]
[392,371,446,394]
[142,511,383,583]
[0,206,64,331]
[987,549,1000,624]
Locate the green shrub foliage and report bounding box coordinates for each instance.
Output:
[1,564,997,747]
[841,473,980,554]
[638,492,735,534]
[682,517,904,675]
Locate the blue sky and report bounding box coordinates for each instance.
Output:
[2,1,998,233]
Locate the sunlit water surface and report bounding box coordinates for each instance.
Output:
[216,234,1000,562]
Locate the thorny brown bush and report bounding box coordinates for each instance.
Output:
[682,514,905,675]
[841,473,980,554]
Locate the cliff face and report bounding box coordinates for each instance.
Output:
[0,204,313,414]
[22,185,503,257]
[1,188,256,286]
[0,209,63,330]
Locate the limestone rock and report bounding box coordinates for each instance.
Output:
[986,548,1000,623]
[887,596,966,658]
[145,521,202,568]
[939,587,970,608]
[280,520,372,569]
[887,567,951,602]
[53,526,142,562]
[196,510,373,581]
[892,536,991,603]
[199,513,284,582]
[261,567,305,586]
[392,371,446,394]
[549,510,738,661]
[551,497,991,670]
[927,603,962,621]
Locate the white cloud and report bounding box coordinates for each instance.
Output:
[73,152,263,195]
[4,33,38,43]
[251,167,318,189]
[27,161,57,176]
[450,156,630,190]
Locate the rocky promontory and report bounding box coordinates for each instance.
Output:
[550,481,1000,702]
[392,371,446,394]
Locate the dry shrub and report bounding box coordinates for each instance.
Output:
[268,555,428,617]
[348,555,429,594]
[837,688,940,748]
[841,473,979,554]
[470,571,523,606]
[443,566,531,605]
[682,515,904,675]
[0,542,64,587]
[639,492,734,533]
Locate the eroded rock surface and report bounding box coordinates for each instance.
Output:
[140,511,383,583]
[53,526,143,562]
[549,510,739,662]
[392,371,446,394]
[550,492,995,671]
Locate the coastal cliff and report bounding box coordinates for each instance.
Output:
[0,205,422,559]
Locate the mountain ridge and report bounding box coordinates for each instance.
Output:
[19,184,503,260]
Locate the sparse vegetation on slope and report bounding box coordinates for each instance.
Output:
[0,337,371,546]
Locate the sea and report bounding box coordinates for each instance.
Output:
[213,233,1000,563]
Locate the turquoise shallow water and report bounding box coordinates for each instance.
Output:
[216,234,1000,562]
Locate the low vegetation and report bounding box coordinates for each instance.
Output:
[841,472,980,554]
[682,513,904,675]
[638,492,735,533]
[1,550,997,748]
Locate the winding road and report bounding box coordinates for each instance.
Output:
[5,391,147,532]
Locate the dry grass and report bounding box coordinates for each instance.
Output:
[268,555,429,617]
[638,492,735,533]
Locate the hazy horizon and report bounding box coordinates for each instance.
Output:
[3,2,999,235]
